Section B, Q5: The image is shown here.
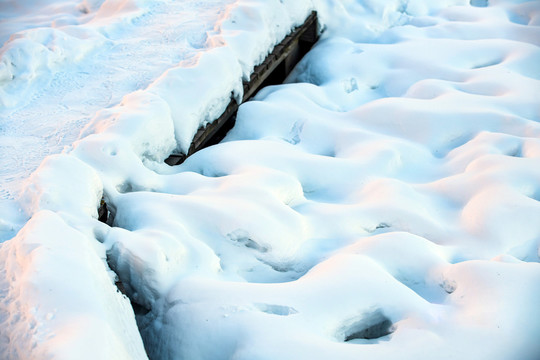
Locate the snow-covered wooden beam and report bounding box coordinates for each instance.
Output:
[165,11,319,166]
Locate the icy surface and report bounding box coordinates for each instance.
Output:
[2,0,540,359]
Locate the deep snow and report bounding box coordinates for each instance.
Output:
[1,0,540,359]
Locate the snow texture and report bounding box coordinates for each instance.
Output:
[1,0,540,359]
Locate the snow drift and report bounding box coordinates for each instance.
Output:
[1,0,540,359]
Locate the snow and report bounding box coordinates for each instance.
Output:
[1,0,540,359]
[0,210,146,359]
[0,0,236,202]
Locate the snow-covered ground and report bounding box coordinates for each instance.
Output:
[0,0,235,204]
[1,0,540,359]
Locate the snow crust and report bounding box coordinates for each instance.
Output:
[1,0,540,359]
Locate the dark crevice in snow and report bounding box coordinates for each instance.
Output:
[131,302,152,316]
[339,310,395,343]
[98,197,109,223]
[97,195,115,226]
[105,252,152,317]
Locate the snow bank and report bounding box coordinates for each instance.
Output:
[2,0,540,359]
[0,210,146,359]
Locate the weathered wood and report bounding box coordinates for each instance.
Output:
[165,11,319,166]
